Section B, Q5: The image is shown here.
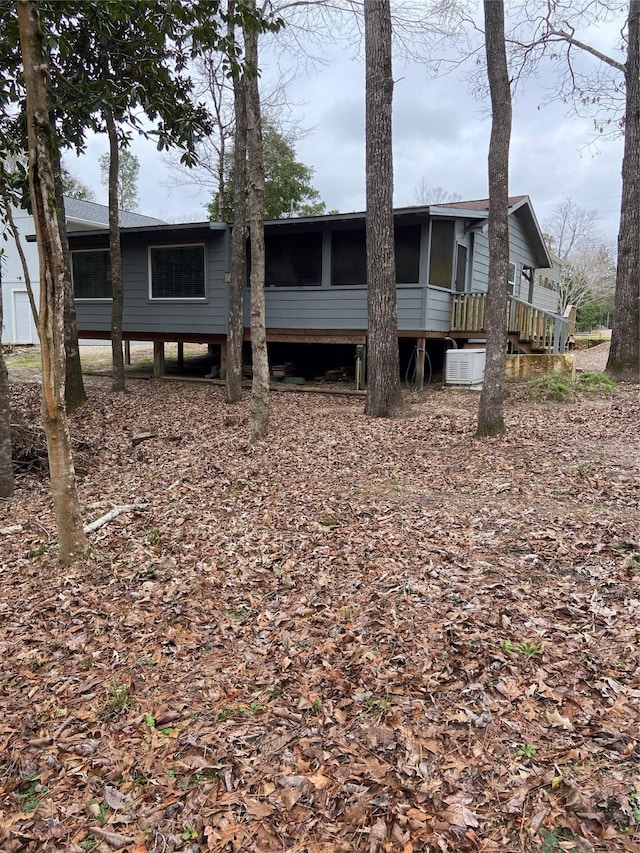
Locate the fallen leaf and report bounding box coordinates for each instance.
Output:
[406,808,428,823]
[243,797,274,819]
[545,708,574,731]
[442,802,479,828]
[308,770,331,790]
[104,785,132,812]
[368,818,387,852]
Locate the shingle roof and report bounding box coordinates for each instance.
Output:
[435,195,528,212]
[64,196,165,227]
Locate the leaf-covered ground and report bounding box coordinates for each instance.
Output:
[1,370,639,853]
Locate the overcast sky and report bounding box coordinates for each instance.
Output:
[65,5,626,246]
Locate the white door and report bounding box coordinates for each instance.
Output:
[13,291,34,344]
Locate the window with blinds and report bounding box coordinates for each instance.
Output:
[149,244,206,299]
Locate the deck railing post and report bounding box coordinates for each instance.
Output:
[553,317,564,353]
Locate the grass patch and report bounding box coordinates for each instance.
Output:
[100,682,133,720]
[528,372,615,402]
[528,374,575,402]
[576,371,616,393]
[5,347,42,369]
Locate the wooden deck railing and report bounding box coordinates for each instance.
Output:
[450,293,571,353]
[450,293,487,333]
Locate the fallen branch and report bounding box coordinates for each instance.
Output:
[88,827,134,850]
[132,431,158,447]
[1,524,23,535]
[84,503,146,534]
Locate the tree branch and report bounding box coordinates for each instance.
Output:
[84,503,146,534]
[549,28,625,73]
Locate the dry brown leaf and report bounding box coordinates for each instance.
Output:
[308,770,331,790]
[3,376,638,853]
[368,818,387,852]
[545,708,575,731]
[104,785,132,812]
[406,808,428,823]
[441,802,479,828]
[243,797,274,819]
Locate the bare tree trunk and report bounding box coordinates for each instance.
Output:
[217,133,226,221]
[52,133,87,413]
[226,6,247,404]
[105,108,126,392]
[476,0,512,438]
[364,0,402,417]
[0,290,13,499]
[606,0,640,383]
[17,0,87,562]
[244,5,269,442]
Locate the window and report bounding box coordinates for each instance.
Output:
[507,262,516,294]
[454,244,467,292]
[149,244,205,299]
[331,225,422,286]
[428,220,455,288]
[72,250,112,299]
[395,225,421,283]
[331,229,367,286]
[265,233,322,287]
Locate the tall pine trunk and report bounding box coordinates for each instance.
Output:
[105,109,126,392]
[476,0,512,438]
[0,290,13,499]
[18,0,87,562]
[244,5,269,442]
[364,0,402,417]
[226,6,247,404]
[606,0,639,383]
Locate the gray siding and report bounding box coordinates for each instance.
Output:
[258,287,368,330]
[469,217,553,311]
[398,286,429,330]
[75,232,228,336]
[530,282,560,314]
[509,212,538,269]
[471,232,489,292]
[425,286,451,332]
[247,285,443,333]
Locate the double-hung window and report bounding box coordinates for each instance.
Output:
[149,244,206,300]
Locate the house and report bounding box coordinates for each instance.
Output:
[65,195,572,377]
[1,196,164,344]
[534,249,568,306]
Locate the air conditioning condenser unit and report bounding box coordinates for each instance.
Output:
[445,349,486,387]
